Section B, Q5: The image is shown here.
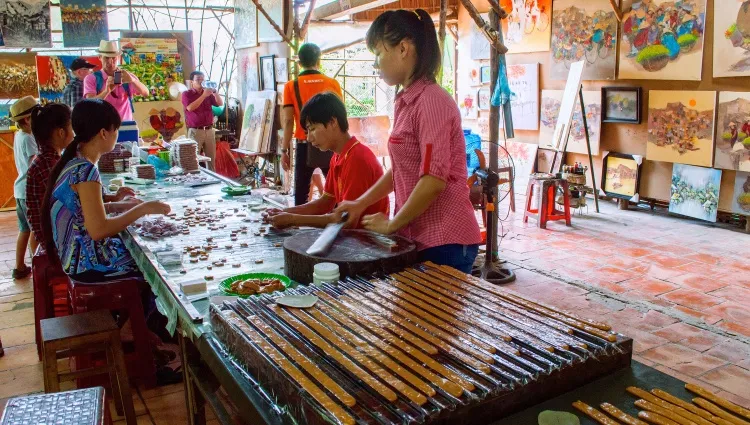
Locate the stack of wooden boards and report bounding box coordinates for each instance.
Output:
[210,262,633,425]
[573,384,750,425]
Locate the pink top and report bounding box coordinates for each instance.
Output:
[389,78,481,251]
[82,70,140,121]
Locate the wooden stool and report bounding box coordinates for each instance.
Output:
[0,387,111,425]
[523,178,571,229]
[32,248,69,361]
[41,310,136,425]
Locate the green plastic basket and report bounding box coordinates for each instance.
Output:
[221,185,250,196]
[219,273,292,298]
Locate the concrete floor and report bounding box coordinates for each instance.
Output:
[0,194,748,422]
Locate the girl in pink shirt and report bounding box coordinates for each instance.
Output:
[336,8,481,273]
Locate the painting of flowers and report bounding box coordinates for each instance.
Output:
[60,0,108,47]
[1,0,51,47]
[0,53,39,99]
[714,91,750,171]
[619,0,707,80]
[669,164,721,222]
[713,0,750,78]
[539,89,602,155]
[506,140,539,194]
[36,55,102,104]
[732,171,750,214]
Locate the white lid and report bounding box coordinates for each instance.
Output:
[314,262,339,277]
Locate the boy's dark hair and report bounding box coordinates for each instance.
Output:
[300,92,349,132]
[31,103,72,151]
[298,43,321,69]
[190,71,205,80]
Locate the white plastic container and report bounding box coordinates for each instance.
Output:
[313,263,340,285]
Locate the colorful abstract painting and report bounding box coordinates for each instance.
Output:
[36,55,101,104]
[348,116,390,158]
[501,0,552,54]
[0,53,39,99]
[669,164,721,222]
[120,38,182,102]
[132,100,186,142]
[715,91,750,172]
[619,0,706,80]
[713,0,750,78]
[60,0,108,47]
[505,140,538,194]
[1,0,51,47]
[601,152,642,201]
[732,171,750,214]
[550,0,618,80]
[234,0,258,49]
[0,104,11,130]
[500,63,539,130]
[647,90,716,167]
[539,89,602,155]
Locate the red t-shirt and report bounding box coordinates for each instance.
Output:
[323,137,388,227]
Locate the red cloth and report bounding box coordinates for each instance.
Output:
[215,141,239,179]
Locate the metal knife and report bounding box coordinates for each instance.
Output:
[306,212,349,257]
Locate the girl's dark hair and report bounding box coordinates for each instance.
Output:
[31,103,71,152]
[366,9,441,83]
[41,99,122,257]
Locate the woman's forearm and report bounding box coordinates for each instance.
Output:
[388,175,445,233]
[286,213,337,228]
[87,205,147,240]
[357,168,394,207]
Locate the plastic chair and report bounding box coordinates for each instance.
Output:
[523,177,571,229]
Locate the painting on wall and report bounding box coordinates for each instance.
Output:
[669,164,721,222]
[120,38,182,102]
[600,152,643,202]
[257,0,283,42]
[274,57,288,84]
[1,0,51,47]
[60,0,108,47]
[732,171,750,214]
[501,0,552,54]
[602,86,641,124]
[647,90,716,167]
[477,88,491,110]
[0,53,39,99]
[477,117,490,140]
[133,100,186,142]
[0,104,12,130]
[619,0,707,80]
[234,0,258,49]
[239,96,271,153]
[714,91,750,172]
[713,0,750,78]
[348,116,391,158]
[536,148,562,174]
[460,93,478,119]
[470,13,491,60]
[259,55,276,91]
[36,55,102,104]
[550,0,618,80]
[235,49,259,103]
[539,89,602,155]
[506,140,539,194]
[501,63,539,130]
[480,66,491,84]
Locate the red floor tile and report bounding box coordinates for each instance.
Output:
[652,322,706,343]
[659,289,724,311]
[704,302,750,326]
[717,321,750,339]
[707,285,750,302]
[698,365,750,398]
[619,247,658,258]
[673,306,723,326]
[713,391,750,410]
[644,254,695,269]
[665,273,729,293]
[585,277,629,294]
[589,266,639,284]
[682,252,724,266]
[640,344,728,377]
[620,277,679,296]
[651,323,728,352]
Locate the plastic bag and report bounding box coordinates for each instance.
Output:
[215,141,240,179]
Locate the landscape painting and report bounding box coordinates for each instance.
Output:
[501,0,553,54]
[619,0,707,80]
[713,0,750,78]
[539,89,602,155]
[550,0,618,80]
[602,87,641,123]
[0,104,11,130]
[0,53,39,99]
[36,55,102,104]
[669,164,721,222]
[732,171,750,214]
[60,0,108,47]
[714,91,750,171]
[1,0,52,47]
[239,96,271,153]
[647,90,716,167]
[234,0,258,49]
[506,140,539,194]
[601,152,642,201]
[500,63,539,130]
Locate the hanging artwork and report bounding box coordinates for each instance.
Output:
[501,0,552,54]
[619,0,707,80]
[647,90,716,167]
[732,171,750,214]
[713,0,750,78]
[60,0,108,47]
[0,0,51,47]
[258,0,283,42]
[36,55,102,104]
[120,38,183,102]
[133,100,187,142]
[470,13,491,60]
[550,0,618,80]
[600,152,643,202]
[536,148,562,173]
[477,88,491,110]
[539,89,602,155]
[714,91,750,172]
[234,0,258,48]
[669,164,721,222]
[469,67,481,85]
[274,57,288,84]
[0,53,39,99]
[505,140,538,194]
[477,117,490,140]
[480,66,491,84]
[602,86,641,124]
[236,49,259,104]
[348,116,391,158]
[259,55,276,91]
[500,63,539,130]
[460,93,478,120]
[0,104,12,130]
[239,94,271,153]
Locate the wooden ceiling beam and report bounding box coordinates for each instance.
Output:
[312,0,399,20]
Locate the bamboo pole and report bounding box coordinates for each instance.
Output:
[485,0,506,19]
[609,0,623,22]
[249,0,295,47]
[299,0,318,40]
[488,9,500,260]
[457,0,508,54]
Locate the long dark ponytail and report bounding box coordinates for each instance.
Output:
[366,9,441,83]
[31,103,71,152]
[41,99,122,257]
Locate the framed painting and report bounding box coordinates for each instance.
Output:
[480,66,491,84]
[60,0,108,47]
[120,38,182,102]
[460,93,478,119]
[132,100,187,142]
[550,0,618,80]
[234,0,258,49]
[618,0,707,80]
[274,57,288,84]
[501,0,552,54]
[1,0,51,47]
[477,88,491,111]
[647,90,716,167]
[477,117,490,140]
[470,13,491,60]
[239,95,271,153]
[713,0,750,78]
[505,140,539,194]
[539,89,602,155]
[669,164,721,222]
[257,0,284,42]
[469,67,481,86]
[732,171,750,215]
[600,151,643,202]
[714,91,750,171]
[259,55,276,91]
[602,86,641,124]
[501,63,539,131]
[0,53,39,99]
[235,49,259,103]
[36,55,102,104]
[120,30,195,81]
[0,104,11,130]
[536,147,563,174]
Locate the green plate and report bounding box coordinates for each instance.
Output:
[221,186,250,196]
[219,273,292,298]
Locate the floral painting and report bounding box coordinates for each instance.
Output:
[36,55,101,104]
[501,0,552,54]
[619,0,707,80]
[60,0,108,47]
[647,90,716,167]
[539,90,602,155]
[601,152,642,201]
[550,0,618,80]
[234,0,258,49]
[1,0,51,47]
[669,164,721,222]
[0,53,39,99]
[715,91,750,171]
[506,140,538,194]
[120,38,182,102]
[713,0,750,78]
[500,63,539,130]
[732,171,750,214]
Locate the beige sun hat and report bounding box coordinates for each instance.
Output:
[10,96,38,122]
[96,40,121,57]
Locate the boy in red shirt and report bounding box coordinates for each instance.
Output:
[264,92,388,228]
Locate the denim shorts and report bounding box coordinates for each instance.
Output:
[417,244,480,274]
[15,198,30,233]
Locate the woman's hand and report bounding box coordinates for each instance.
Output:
[114,186,136,201]
[361,213,394,235]
[268,213,294,229]
[141,201,171,216]
[334,200,366,228]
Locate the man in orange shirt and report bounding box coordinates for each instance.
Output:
[265,93,388,228]
[281,43,344,206]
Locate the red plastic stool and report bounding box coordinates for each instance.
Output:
[32,249,70,361]
[523,177,571,229]
[68,276,157,389]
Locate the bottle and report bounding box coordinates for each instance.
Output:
[129,141,141,172]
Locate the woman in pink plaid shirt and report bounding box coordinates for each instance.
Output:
[336,8,481,273]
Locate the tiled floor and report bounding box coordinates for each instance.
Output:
[0,195,748,422]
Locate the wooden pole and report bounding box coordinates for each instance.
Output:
[578,88,600,213]
[249,0,295,46]
[609,0,623,22]
[485,0,505,19]
[299,0,318,40]
[457,0,508,54]
[488,9,500,261]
